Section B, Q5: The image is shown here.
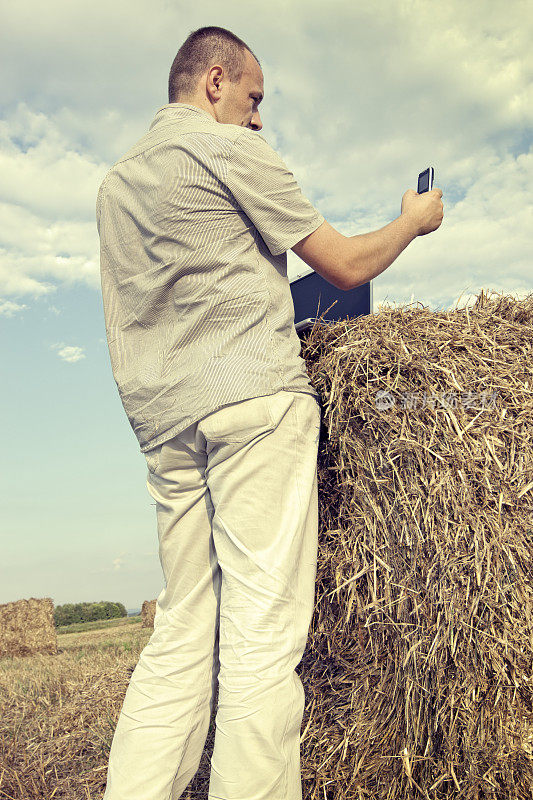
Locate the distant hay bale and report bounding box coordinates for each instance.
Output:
[141,599,156,628]
[0,597,57,658]
[291,289,533,799]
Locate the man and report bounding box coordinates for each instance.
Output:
[96,25,443,800]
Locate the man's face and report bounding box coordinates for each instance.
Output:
[210,49,264,131]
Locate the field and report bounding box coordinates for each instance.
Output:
[2,293,532,798]
[0,616,214,800]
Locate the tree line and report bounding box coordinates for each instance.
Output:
[54,601,128,626]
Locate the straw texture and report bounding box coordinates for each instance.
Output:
[294,289,532,799]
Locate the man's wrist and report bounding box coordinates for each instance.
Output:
[398,211,420,240]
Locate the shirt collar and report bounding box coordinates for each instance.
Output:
[152,103,214,122]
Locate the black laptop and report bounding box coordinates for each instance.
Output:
[289,266,372,334]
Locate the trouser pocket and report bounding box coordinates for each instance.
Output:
[144,444,163,474]
[199,390,294,445]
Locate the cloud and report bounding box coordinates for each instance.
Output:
[90,550,157,575]
[0,0,531,310]
[112,555,127,572]
[91,551,129,574]
[0,105,104,297]
[367,147,533,311]
[50,342,86,363]
[0,298,28,316]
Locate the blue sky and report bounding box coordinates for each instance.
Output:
[1,0,531,610]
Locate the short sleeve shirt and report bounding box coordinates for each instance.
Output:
[96,103,325,452]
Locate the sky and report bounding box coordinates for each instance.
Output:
[1,0,531,611]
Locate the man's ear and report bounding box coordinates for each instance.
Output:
[208,65,223,97]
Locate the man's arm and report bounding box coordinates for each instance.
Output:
[291,188,444,291]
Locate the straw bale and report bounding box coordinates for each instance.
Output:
[293,289,533,799]
[0,597,57,658]
[141,599,156,628]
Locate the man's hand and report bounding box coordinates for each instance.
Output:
[401,188,444,236]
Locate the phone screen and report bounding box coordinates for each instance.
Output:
[418,168,433,193]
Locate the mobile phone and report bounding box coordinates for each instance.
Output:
[417,167,434,193]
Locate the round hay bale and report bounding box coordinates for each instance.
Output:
[0,597,58,658]
[293,289,533,799]
[141,599,157,628]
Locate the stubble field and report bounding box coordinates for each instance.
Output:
[0,617,215,800]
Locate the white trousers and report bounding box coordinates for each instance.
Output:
[103,389,321,800]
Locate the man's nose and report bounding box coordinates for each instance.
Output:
[249,110,262,131]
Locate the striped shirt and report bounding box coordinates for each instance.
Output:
[96,103,325,453]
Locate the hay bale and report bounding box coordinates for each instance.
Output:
[0,597,57,658]
[141,599,156,628]
[294,289,533,799]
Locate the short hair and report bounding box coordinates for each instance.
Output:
[168,26,261,104]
